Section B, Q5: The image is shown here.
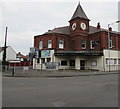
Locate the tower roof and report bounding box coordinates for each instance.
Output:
[71,3,89,20]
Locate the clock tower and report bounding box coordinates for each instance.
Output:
[69,3,90,37]
[69,3,90,51]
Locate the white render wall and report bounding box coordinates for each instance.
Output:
[33,58,46,70]
[6,47,17,61]
[33,49,120,71]
[55,56,71,70]
[103,49,120,59]
[0,46,17,61]
[46,56,104,71]
[103,49,120,71]
[34,56,104,71]
[85,56,104,71]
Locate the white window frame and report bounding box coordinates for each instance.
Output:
[109,39,112,48]
[47,58,51,62]
[48,40,52,48]
[61,60,67,66]
[90,40,94,49]
[82,40,86,49]
[59,40,64,49]
[91,60,97,66]
[118,59,120,64]
[114,59,117,64]
[106,58,117,65]
[39,40,43,50]
[106,58,109,65]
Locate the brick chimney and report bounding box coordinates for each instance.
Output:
[18,52,21,54]
[109,27,112,31]
[97,22,101,30]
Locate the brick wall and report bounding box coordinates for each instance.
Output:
[34,29,119,52]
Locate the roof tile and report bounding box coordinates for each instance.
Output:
[71,3,89,20]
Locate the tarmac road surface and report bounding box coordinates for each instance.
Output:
[2,74,118,107]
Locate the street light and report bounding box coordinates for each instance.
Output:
[108,20,120,72]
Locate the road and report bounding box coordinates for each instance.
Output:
[2,74,118,107]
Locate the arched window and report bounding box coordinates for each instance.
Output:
[48,40,52,48]
[39,40,43,49]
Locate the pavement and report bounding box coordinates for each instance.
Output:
[2,69,119,78]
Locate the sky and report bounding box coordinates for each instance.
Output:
[0,0,120,55]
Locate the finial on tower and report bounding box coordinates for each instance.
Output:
[70,1,89,20]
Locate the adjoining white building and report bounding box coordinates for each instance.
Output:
[0,46,20,69]
[0,46,18,62]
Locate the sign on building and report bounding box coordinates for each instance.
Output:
[30,47,35,53]
[41,50,51,58]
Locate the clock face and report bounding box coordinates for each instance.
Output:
[72,23,76,30]
[81,22,86,30]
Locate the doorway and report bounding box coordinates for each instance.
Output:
[70,60,75,68]
[80,60,85,70]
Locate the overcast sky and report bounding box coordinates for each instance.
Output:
[0,0,120,55]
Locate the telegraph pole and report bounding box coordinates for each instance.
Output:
[2,27,8,72]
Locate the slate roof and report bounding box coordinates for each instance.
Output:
[71,3,89,20]
[44,25,120,36]
[89,26,99,34]
[44,26,100,35]
[44,26,70,35]
[17,52,28,59]
[90,26,120,35]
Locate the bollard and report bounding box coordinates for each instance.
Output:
[12,66,15,76]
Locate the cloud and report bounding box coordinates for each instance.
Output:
[1,0,120,2]
[1,1,119,55]
[82,2,118,29]
[118,1,120,32]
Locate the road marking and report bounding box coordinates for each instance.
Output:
[52,100,66,107]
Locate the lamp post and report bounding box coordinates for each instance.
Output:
[108,21,120,72]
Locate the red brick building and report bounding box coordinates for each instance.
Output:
[34,3,120,71]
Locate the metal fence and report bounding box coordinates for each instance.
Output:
[1,65,33,73]
[1,64,120,73]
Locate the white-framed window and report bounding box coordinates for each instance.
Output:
[47,58,51,62]
[39,40,43,50]
[41,58,45,63]
[37,58,40,63]
[114,59,117,64]
[82,40,86,49]
[59,40,64,49]
[106,58,117,65]
[118,59,120,64]
[61,60,67,66]
[90,40,94,49]
[48,40,52,48]
[91,60,97,66]
[109,39,112,48]
[106,58,109,64]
